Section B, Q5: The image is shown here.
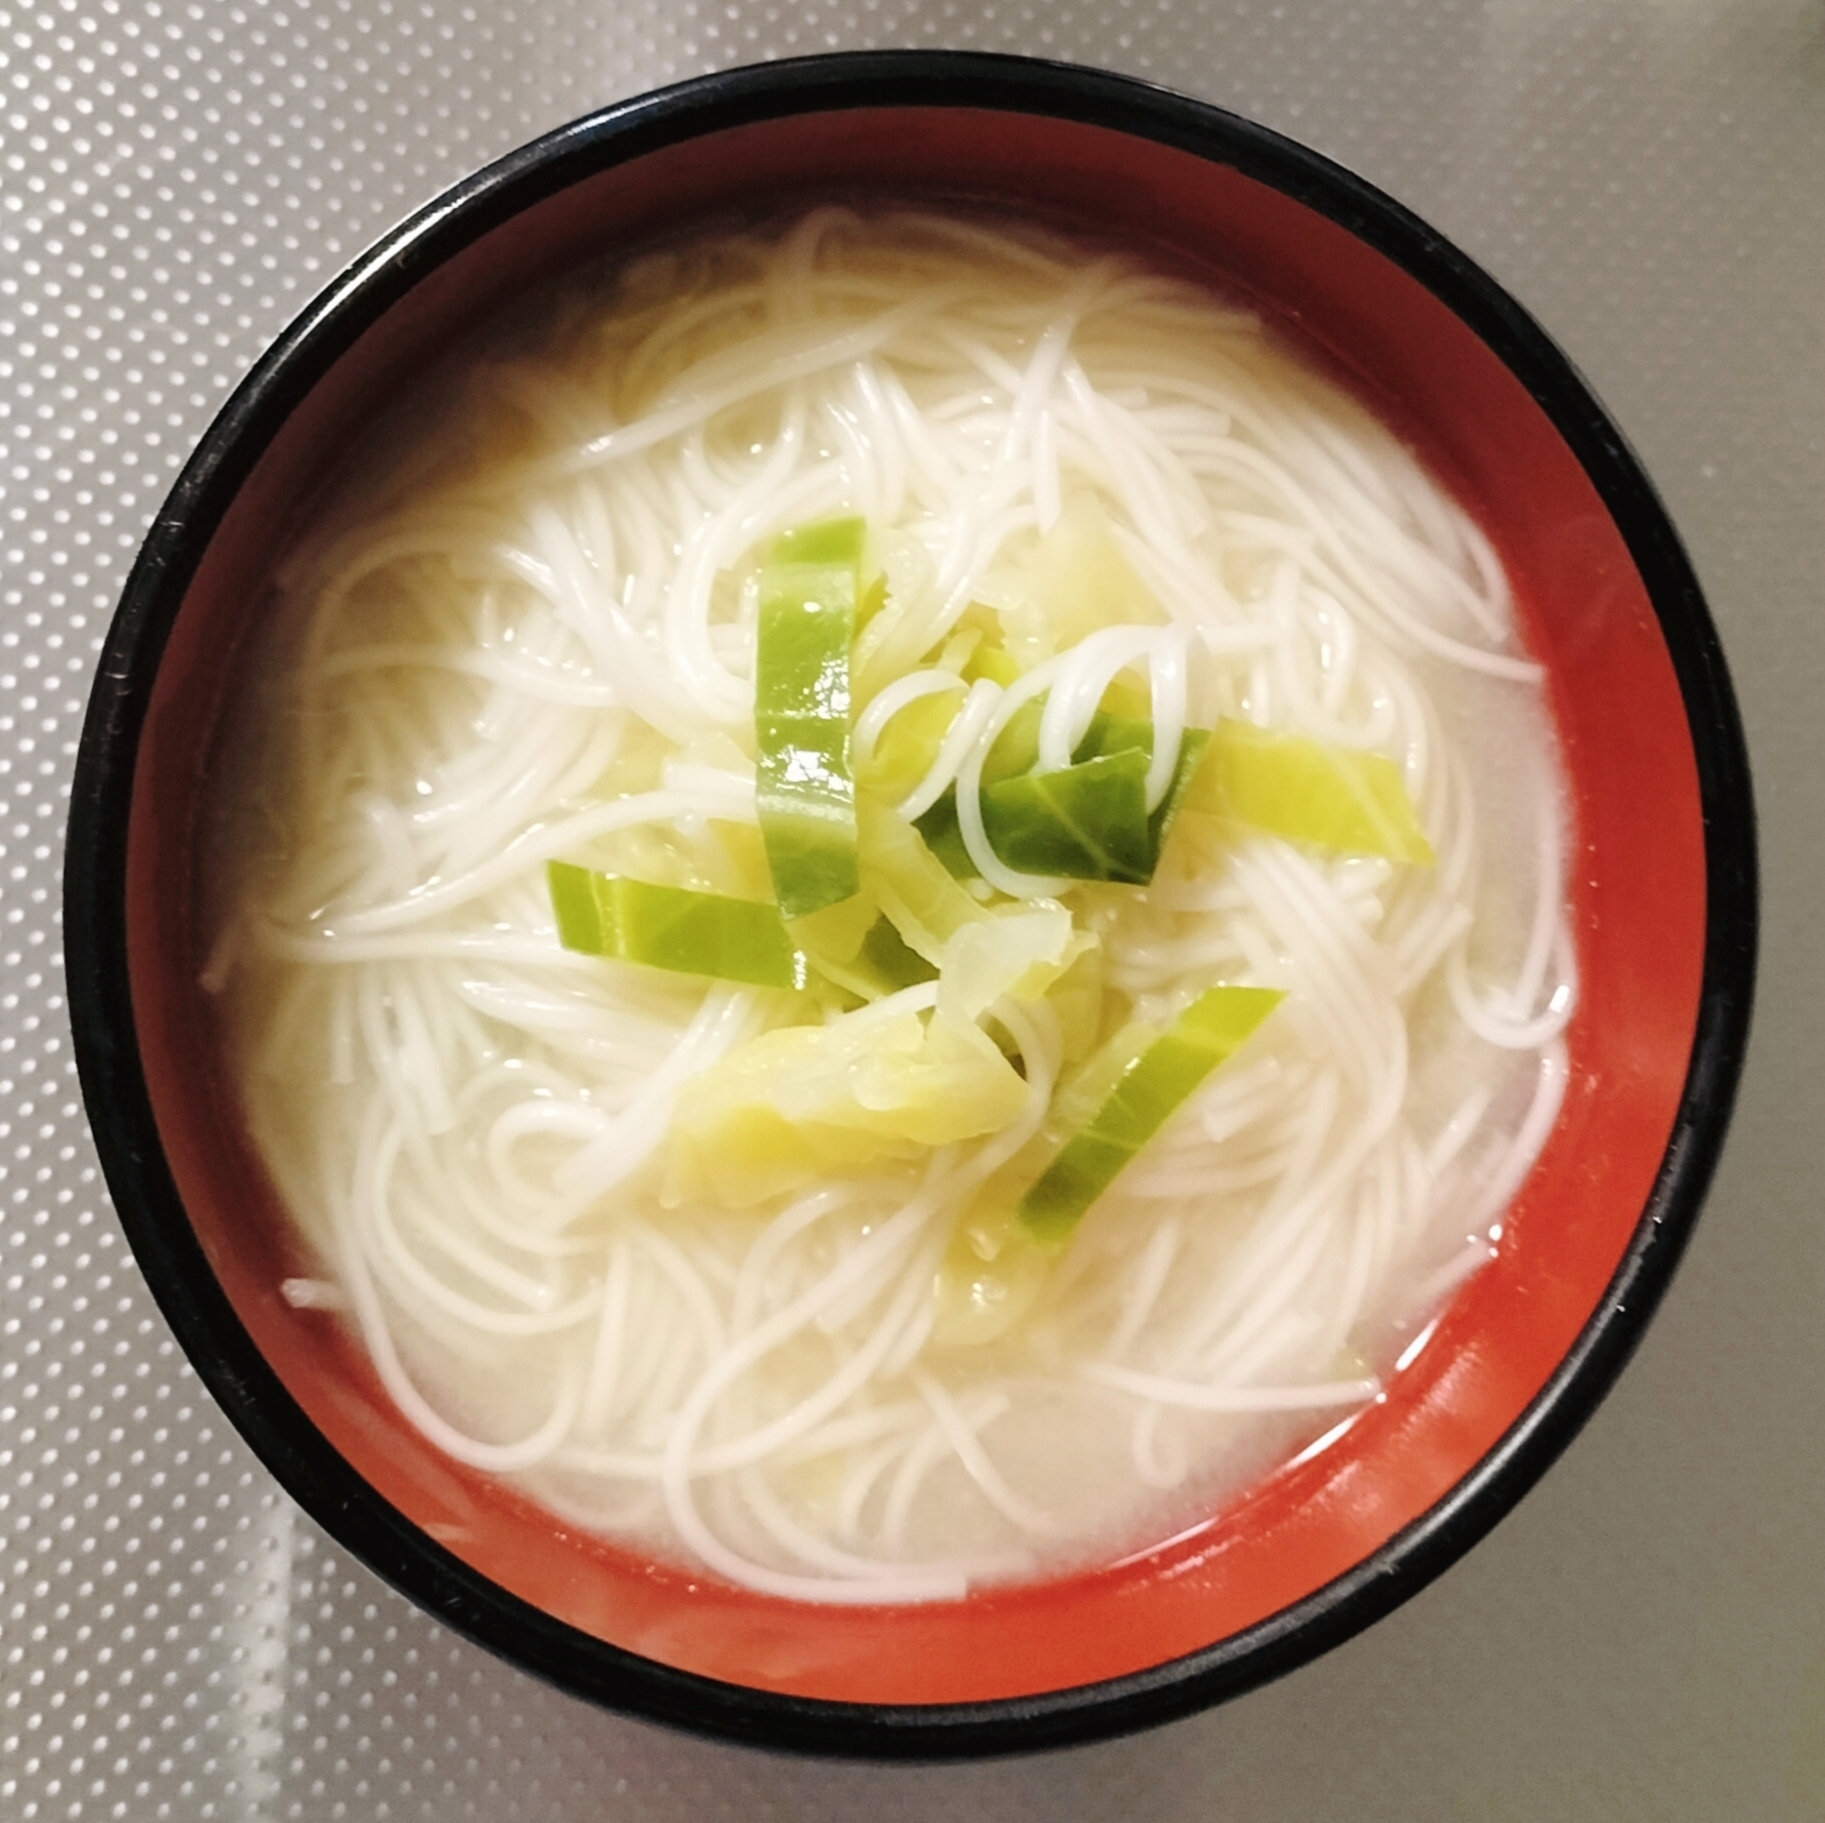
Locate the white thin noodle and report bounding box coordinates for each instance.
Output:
[210,208,1576,1603]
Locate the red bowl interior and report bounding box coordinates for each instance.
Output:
[124,107,1704,1705]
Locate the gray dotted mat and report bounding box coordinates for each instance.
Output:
[4,3,1822,1818]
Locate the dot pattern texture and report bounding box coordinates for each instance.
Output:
[5,2,1824,1818]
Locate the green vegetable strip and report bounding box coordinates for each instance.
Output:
[755,516,865,920]
[916,708,1210,886]
[1194,720,1434,865]
[1071,714,1210,858]
[548,862,809,990]
[1018,986,1286,1245]
[771,517,868,568]
[550,860,931,1002]
[979,748,1153,882]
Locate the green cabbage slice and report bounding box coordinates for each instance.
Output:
[548,862,810,990]
[755,516,866,919]
[1187,719,1434,864]
[915,708,1209,886]
[1017,985,1286,1245]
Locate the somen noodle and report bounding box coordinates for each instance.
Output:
[205,208,1575,1603]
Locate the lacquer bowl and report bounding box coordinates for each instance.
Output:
[63,51,1756,1757]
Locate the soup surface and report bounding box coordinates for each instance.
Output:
[205,209,1575,1603]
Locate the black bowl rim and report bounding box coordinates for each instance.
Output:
[62,49,1758,1761]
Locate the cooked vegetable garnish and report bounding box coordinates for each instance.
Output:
[1018,985,1286,1245]
[856,790,988,964]
[916,709,1210,885]
[787,890,878,965]
[782,891,882,1002]
[1074,714,1212,859]
[979,747,1153,881]
[669,908,1081,1209]
[1190,720,1434,864]
[792,891,956,1003]
[548,862,809,989]
[669,1006,1028,1208]
[936,905,1084,1025]
[755,516,865,919]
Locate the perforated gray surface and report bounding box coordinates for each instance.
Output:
[4,2,1821,1817]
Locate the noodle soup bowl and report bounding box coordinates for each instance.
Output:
[65,52,1755,1755]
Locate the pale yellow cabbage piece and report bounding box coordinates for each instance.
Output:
[668,1010,1027,1209]
[666,904,1091,1211]
[935,904,1081,1024]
